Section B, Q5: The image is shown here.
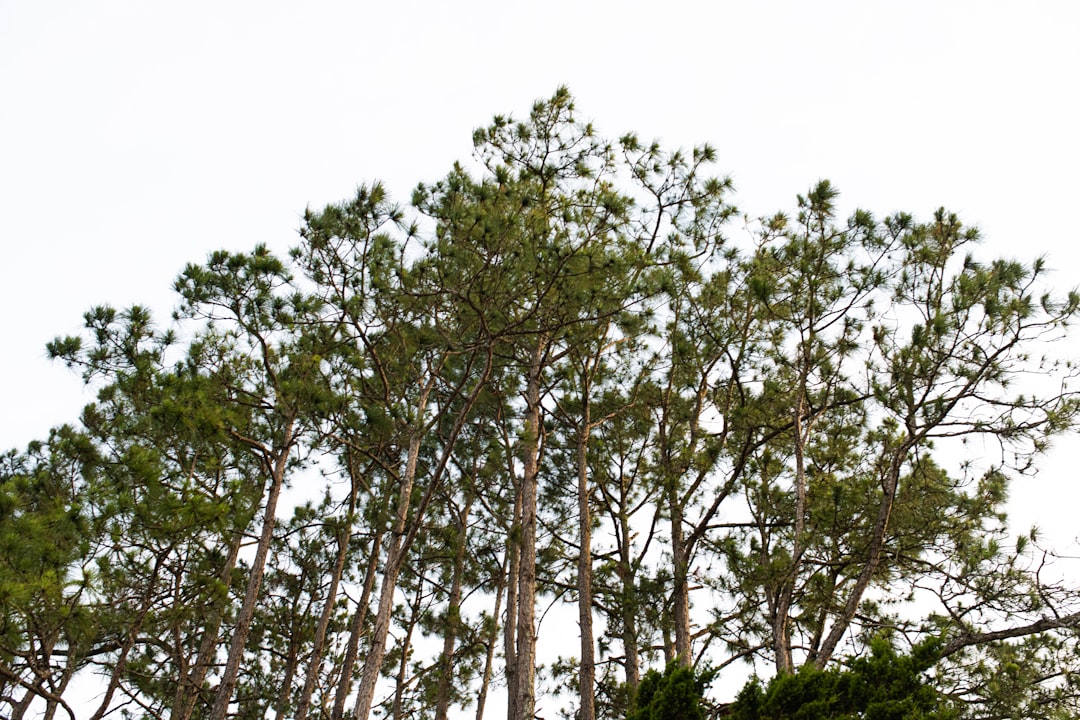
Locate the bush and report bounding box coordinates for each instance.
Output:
[729,638,956,720]
[628,660,715,720]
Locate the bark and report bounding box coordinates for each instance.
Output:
[661,621,675,666]
[434,497,473,720]
[208,417,296,720]
[330,528,383,720]
[475,551,507,720]
[512,336,546,720]
[576,410,596,720]
[10,680,35,720]
[295,462,361,720]
[89,554,166,720]
[352,348,494,720]
[42,627,82,720]
[503,488,522,720]
[173,529,244,720]
[352,377,435,720]
[2,639,76,720]
[391,583,423,720]
[940,610,1080,658]
[12,689,31,720]
[42,665,77,720]
[813,439,911,667]
[772,390,808,675]
[10,622,66,720]
[617,507,641,702]
[669,494,692,667]
[4,668,75,720]
[272,613,304,720]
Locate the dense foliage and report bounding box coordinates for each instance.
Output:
[628,661,714,720]
[4,89,1080,720]
[729,638,955,720]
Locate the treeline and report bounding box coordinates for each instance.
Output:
[4,89,1080,720]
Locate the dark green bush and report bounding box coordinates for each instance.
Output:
[729,638,956,720]
[629,660,715,720]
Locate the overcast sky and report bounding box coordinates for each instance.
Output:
[3,0,1079,598]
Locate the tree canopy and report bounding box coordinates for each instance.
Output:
[4,88,1080,720]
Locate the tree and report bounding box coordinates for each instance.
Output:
[713,189,1080,687]
[13,89,1080,720]
[627,660,714,720]
[414,87,647,720]
[172,245,332,720]
[45,303,268,720]
[0,430,92,720]
[729,637,956,720]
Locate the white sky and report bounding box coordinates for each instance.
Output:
[2,0,1079,706]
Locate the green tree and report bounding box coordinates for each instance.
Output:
[13,89,1080,720]
[0,430,92,720]
[46,303,264,720]
[730,637,955,720]
[172,245,333,720]
[627,661,714,720]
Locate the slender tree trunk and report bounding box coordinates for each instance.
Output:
[576,412,596,720]
[503,488,522,720]
[352,379,434,720]
[512,336,546,720]
[434,497,472,720]
[272,615,304,720]
[669,493,692,666]
[209,418,296,720]
[11,630,60,720]
[43,631,85,720]
[11,679,44,720]
[813,440,911,667]
[392,582,424,720]
[475,551,507,720]
[10,682,34,720]
[661,618,674,665]
[351,351,493,720]
[41,657,78,720]
[351,492,417,720]
[296,469,361,720]
[331,528,383,720]
[174,528,244,720]
[89,555,165,720]
[617,507,640,705]
[772,391,808,675]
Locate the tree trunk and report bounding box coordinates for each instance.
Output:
[669,493,692,666]
[272,613,304,720]
[512,336,546,720]
[208,418,295,720]
[41,658,78,720]
[351,349,493,720]
[617,507,641,705]
[475,551,507,720]
[174,528,245,720]
[8,631,65,720]
[813,440,911,667]
[352,379,434,720]
[89,555,165,720]
[434,497,473,720]
[503,487,522,720]
[392,582,423,720]
[295,465,361,720]
[576,412,596,720]
[331,528,383,720]
[772,392,809,675]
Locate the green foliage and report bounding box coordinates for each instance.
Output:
[7,89,1080,720]
[730,639,956,720]
[628,661,715,720]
